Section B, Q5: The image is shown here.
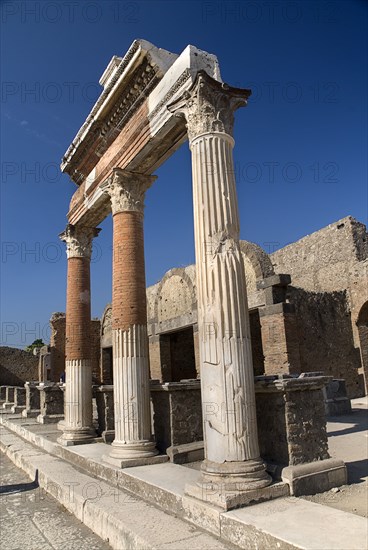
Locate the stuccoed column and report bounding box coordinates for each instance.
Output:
[169,71,271,499]
[57,224,100,446]
[101,169,158,466]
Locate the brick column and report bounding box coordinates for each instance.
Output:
[57,224,100,446]
[169,71,271,508]
[258,275,301,376]
[101,169,158,465]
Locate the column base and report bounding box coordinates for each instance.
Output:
[101,429,115,444]
[57,427,96,446]
[22,409,41,418]
[185,480,288,511]
[185,458,274,510]
[103,452,168,469]
[10,405,26,414]
[36,414,64,424]
[103,439,163,468]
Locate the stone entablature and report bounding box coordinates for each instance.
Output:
[61,40,222,228]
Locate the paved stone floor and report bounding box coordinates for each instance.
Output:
[0,452,110,550]
[301,396,368,517]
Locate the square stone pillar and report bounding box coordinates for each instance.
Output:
[22,381,41,418]
[36,383,64,424]
[0,386,7,401]
[10,387,26,413]
[57,224,100,445]
[254,375,346,496]
[95,385,115,443]
[169,71,271,509]
[2,386,15,410]
[258,275,301,375]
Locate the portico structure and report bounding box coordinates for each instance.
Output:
[60,40,271,500]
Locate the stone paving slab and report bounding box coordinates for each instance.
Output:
[0,425,235,550]
[0,452,111,550]
[223,497,368,550]
[1,415,367,549]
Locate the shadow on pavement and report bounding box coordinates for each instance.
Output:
[0,469,38,495]
[346,459,368,484]
[328,408,368,437]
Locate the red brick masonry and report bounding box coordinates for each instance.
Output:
[112,210,147,331]
[66,256,91,360]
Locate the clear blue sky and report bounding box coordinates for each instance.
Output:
[1,0,367,348]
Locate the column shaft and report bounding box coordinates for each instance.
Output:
[110,211,154,456]
[191,133,260,464]
[58,225,99,445]
[169,71,271,491]
[101,169,157,462]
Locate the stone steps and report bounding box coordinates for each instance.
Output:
[0,425,234,550]
[1,415,367,550]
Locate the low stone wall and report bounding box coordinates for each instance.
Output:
[150,381,203,454]
[255,376,330,467]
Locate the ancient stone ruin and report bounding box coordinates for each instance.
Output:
[1,41,367,535]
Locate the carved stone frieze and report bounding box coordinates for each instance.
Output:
[100,169,157,215]
[168,70,251,142]
[59,224,100,259]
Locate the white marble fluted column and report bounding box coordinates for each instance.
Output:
[57,224,100,446]
[169,71,271,492]
[100,169,158,465]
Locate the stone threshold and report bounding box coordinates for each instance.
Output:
[1,413,366,550]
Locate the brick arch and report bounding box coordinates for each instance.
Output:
[357,301,368,326]
[153,267,196,324]
[239,240,274,294]
[100,303,112,344]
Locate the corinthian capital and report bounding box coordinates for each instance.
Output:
[59,224,100,259]
[168,70,251,143]
[100,169,157,215]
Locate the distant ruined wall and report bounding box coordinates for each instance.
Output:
[271,216,368,395]
[50,313,66,382]
[271,217,368,340]
[289,288,363,398]
[0,346,38,386]
[271,217,367,294]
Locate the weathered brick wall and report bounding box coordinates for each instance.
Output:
[285,389,329,466]
[158,273,194,322]
[289,288,363,397]
[260,309,301,376]
[270,216,367,293]
[249,310,264,375]
[271,216,368,396]
[255,381,330,467]
[0,347,38,385]
[91,319,101,383]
